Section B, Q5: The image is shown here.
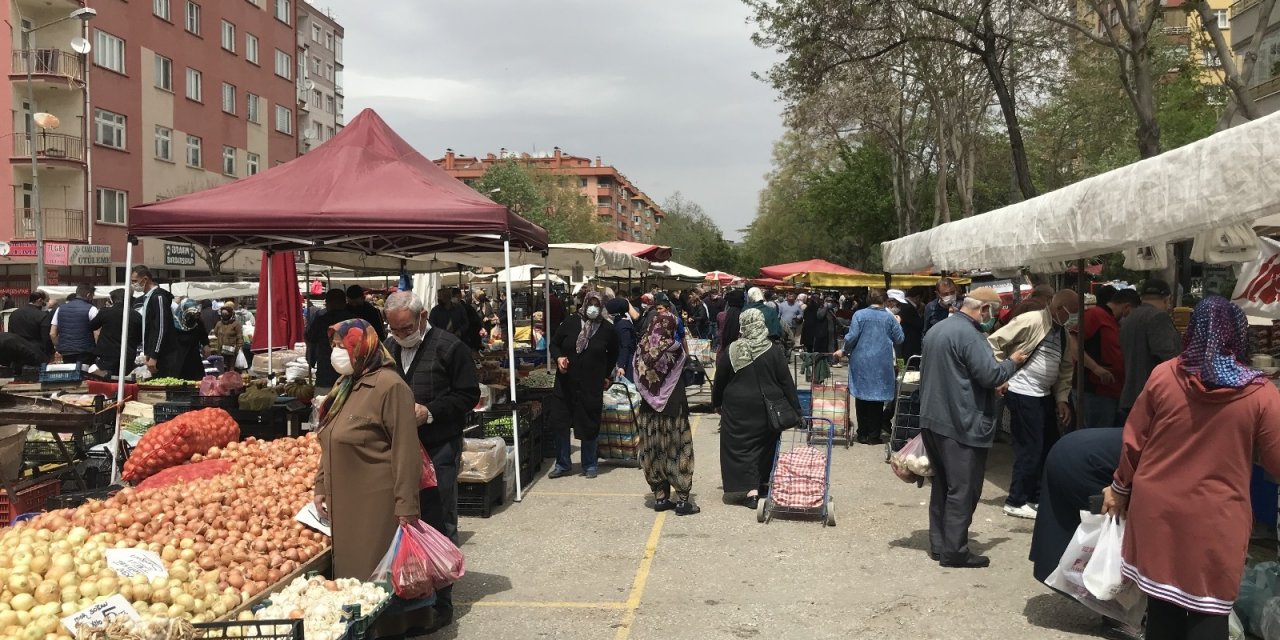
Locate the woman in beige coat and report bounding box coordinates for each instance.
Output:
[313,318,427,637]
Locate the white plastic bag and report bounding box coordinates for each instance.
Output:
[1233,610,1246,640]
[1083,515,1127,600]
[1263,596,1280,640]
[1046,512,1146,629]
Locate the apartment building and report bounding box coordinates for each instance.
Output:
[295,0,343,153]
[1230,0,1280,113]
[435,148,666,242]
[1074,0,1236,81]
[1,0,300,293]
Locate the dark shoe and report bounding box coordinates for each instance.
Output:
[654,498,676,512]
[675,501,701,516]
[584,468,598,479]
[929,551,940,561]
[940,554,990,569]
[742,495,760,510]
[865,437,883,446]
[548,467,572,479]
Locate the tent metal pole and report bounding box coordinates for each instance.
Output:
[110,238,136,486]
[266,251,274,381]
[504,240,522,502]
[1076,258,1087,430]
[544,252,551,372]
[529,267,535,351]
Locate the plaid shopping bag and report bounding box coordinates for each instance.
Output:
[810,379,849,426]
[771,446,827,508]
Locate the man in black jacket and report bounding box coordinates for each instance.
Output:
[305,289,355,391]
[384,291,479,632]
[345,285,385,341]
[90,289,142,378]
[131,266,177,376]
[8,291,51,372]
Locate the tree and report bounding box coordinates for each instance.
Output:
[653,193,733,272]
[157,176,238,278]
[1187,0,1276,129]
[474,160,609,244]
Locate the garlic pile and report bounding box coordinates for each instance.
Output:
[254,575,388,640]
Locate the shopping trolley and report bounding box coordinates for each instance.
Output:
[757,417,836,527]
[887,355,923,462]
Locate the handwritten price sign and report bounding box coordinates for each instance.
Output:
[60,594,141,634]
[105,548,169,579]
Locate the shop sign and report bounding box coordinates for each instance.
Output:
[46,268,59,285]
[164,244,197,267]
[7,241,36,257]
[44,242,69,266]
[69,244,112,266]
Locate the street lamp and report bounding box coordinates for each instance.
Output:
[24,7,96,289]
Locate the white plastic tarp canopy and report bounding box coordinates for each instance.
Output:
[37,286,112,301]
[473,265,566,285]
[308,243,649,277]
[167,281,262,300]
[881,110,1280,272]
[650,260,706,281]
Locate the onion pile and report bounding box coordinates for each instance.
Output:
[2,434,328,637]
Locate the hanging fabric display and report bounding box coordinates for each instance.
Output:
[1232,237,1280,318]
[1122,245,1169,271]
[1190,224,1261,264]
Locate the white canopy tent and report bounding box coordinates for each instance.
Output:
[881,110,1280,272]
[168,281,262,300]
[37,286,112,301]
[309,242,649,279]
[650,260,705,280]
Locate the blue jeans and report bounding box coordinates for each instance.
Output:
[1004,392,1059,508]
[554,430,598,473]
[1081,392,1120,429]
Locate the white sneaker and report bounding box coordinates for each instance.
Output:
[1003,504,1038,520]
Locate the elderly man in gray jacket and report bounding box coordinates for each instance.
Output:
[919,287,1027,569]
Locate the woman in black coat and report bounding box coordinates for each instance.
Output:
[547,292,619,479]
[160,299,209,381]
[713,308,801,509]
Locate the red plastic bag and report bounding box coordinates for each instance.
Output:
[402,520,465,590]
[420,445,437,490]
[387,525,435,599]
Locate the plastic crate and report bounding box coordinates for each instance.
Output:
[0,478,61,526]
[192,620,303,639]
[473,405,535,441]
[192,394,238,410]
[458,474,505,518]
[22,421,115,464]
[153,401,193,424]
[39,364,85,383]
[165,386,198,402]
[230,406,291,441]
[47,484,121,510]
[796,389,812,418]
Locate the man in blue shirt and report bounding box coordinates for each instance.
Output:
[922,277,958,336]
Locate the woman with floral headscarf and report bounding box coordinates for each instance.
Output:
[312,319,429,637]
[157,298,208,380]
[634,296,699,515]
[713,308,801,510]
[547,291,619,479]
[1102,296,1280,639]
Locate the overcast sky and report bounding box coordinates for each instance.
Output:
[322,0,784,240]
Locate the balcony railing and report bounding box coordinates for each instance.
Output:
[1233,0,1261,14]
[1251,74,1280,101]
[14,208,87,242]
[13,133,86,163]
[1160,26,1192,35]
[11,49,84,83]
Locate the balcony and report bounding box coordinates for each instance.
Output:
[12,133,86,165]
[1160,26,1192,35]
[10,50,84,84]
[13,208,87,242]
[1233,0,1261,14]
[1251,73,1280,100]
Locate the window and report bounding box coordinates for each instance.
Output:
[578,178,588,188]
[245,33,259,64]
[94,30,125,73]
[186,135,202,167]
[275,104,293,134]
[154,54,173,91]
[246,93,261,123]
[247,152,260,175]
[185,68,202,101]
[312,89,321,106]
[275,0,291,23]
[154,0,171,21]
[185,1,201,35]
[221,20,236,51]
[325,31,334,51]
[326,125,335,140]
[1216,9,1230,29]
[335,37,342,62]
[93,109,125,149]
[221,83,236,113]
[311,56,321,75]
[324,94,334,114]
[97,188,127,225]
[274,50,292,79]
[311,24,322,42]
[314,121,324,140]
[1204,51,1224,67]
[325,63,334,82]
[221,146,236,175]
[154,126,172,161]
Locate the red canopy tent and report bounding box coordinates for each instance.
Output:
[129,109,548,255]
[251,252,305,351]
[704,271,743,285]
[759,259,865,280]
[599,241,672,262]
[119,109,549,497]
[750,277,788,287]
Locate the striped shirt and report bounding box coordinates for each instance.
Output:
[1007,327,1063,397]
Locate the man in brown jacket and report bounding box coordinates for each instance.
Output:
[987,290,1080,520]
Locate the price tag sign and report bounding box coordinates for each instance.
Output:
[295,502,332,537]
[60,594,141,634]
[105,548,169,579]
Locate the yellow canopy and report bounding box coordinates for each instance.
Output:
[805,272,972,288]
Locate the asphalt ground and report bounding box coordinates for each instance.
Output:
[426,383,1114,640]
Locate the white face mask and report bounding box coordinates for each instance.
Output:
[330,348,355,375]
[941,295,956,305]
[395,320,424,349]
[586,306,601,320]
[131,283,144,293]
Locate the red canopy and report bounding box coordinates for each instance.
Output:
[599,241,672,262]
[251,251,305,351]
[704,271,743,285]
[129,109,548,255]
[750,278,788,287]
[759,259,864,279]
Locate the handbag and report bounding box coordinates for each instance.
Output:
[757,367,801,432]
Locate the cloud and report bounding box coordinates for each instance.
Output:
[325,0,783,239]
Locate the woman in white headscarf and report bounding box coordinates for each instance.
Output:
[712,308,801,509]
